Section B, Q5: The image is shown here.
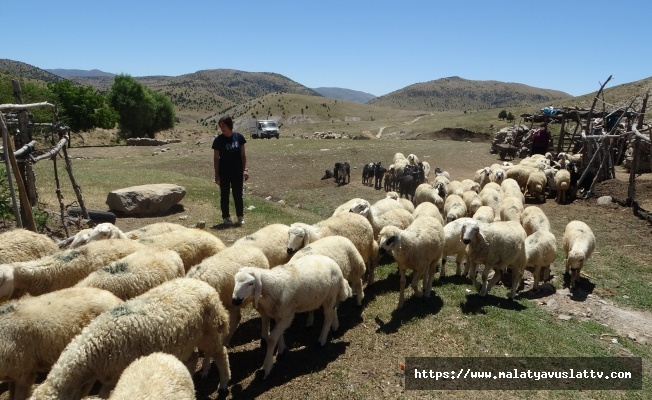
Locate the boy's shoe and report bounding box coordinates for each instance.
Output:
[222,217,233,225]
[237,216,245,226]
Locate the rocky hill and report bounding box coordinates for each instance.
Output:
[0,59,63,83]
[369,76,572,112]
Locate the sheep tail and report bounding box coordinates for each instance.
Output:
[338,279,353,302]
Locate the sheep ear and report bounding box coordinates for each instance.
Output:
[253,272,262,309]
[479,229,490,247]
[361,205,371,215]
[302,229,311,248]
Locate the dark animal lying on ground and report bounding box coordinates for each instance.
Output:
[321,170,333,180]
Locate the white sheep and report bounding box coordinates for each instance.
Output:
[0,229,59,263]
[233,223,292,267]
[108,353,195,400]
[124,222,188,239]
[444,194,468,223]
[462,190,483,216]
[369,197,411,215]
[186,245,270,346]
[412,201,445,226]
[413,183,445,213]
[489,168,506,185]
[479,187,503,221]
[232,255,352,378]
[30,278,231,398]
[460,179,481,193]
[554,156,572,204]
[505,165,537,191]
[407,153,420,165]
[384,191,416,213]
[562,220,596,291]
[69,223,128,248]
[378,216,445,309]
[447,180,465,197]
[137,228,226,272]
[287,212,377,283]
[332,197,366,216]
[500,177,521,193]
[473,167,492,189]
[499,196,525,223]
[0,239,145,300]
[75,247,185,300]
[393,152,407,164]
[482,182,503,194]
[525,168,547,202]
[441,217,474,277]
[461,219,527,298]
[351,200,414,237]
[420,161,431,181]
[524,230,557,291]
[472,205,495,223]
[521,206,551,236]
[0,287,122,400]
[290,235,366,306]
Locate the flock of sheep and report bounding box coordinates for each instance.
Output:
[0,150,597,399]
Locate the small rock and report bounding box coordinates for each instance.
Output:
[278,200,286,205]
[265,196,272,201]
[611,338,619,344]
[623,295,630,299]
[597,196,613,205]
[247,205,256,210]
[194,221,206,229]
[179,215,188,220]
[558,314,572,321]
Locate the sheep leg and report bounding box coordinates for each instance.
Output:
[331,303,340,331]
[186,351,200,374]
[411,269,425,298]
[97,381,118,398]
[306,311,315,327]
[441,257,447,279]
[485,268,502,294]
[532,265,541,291]
[263,317,293,379]
[424,261,437,297]
[354,277,364,305]
[212,344,231,392]
[570,269,580,291]
[319,304,336,346]
[398,268,407,309]
[509,269,523,299]
[260,313,271,342]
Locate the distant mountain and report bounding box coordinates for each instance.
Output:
[311,87,376,103]
[0,59,63,83]
[369,76,572,111]
[46,68,115,78]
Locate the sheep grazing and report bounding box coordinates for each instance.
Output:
[0,287,122,400]
[554,156,572,204]
[378,216,445,309]
[525,168,547,202]
[479,187,503,221]
[0,229,59,263]
[562,220,596,291]
[441,217,475,277]
[525,230,557,291]
[447,180,465,197]
[232,255,352,378]
[137,228,226,272]
[30,278,231,399]
[290,235,366,306]
[385,191,416,213]
[460,178,481,193]
[233,223,292,267]
[187,245,270,346]
[368,196,411,215]
[505,165,537,191]
[413,183,445,213]
[350,200,414,238]
[124,222,188,240]
[444,194,467,223]
[69,223,128,248]
[75,248,185,300]
[472,205,495,223]
[108,353,195,400]
[461,219,527,298]
[521,206,551,236]
[0,239,145,300]
[287,212,377,283]
[332,197,367,216]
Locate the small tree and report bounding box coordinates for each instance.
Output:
[498,109,508,120]
[506,112,515,122]
[48,80,118,132]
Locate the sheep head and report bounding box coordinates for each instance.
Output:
[566,250,585,271]
[460,220,480,245]
[0,264,15,300]
[378,226,401,255]
[287,224,309,254]
[233,267,262,308]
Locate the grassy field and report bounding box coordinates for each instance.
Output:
[8,136,651,399]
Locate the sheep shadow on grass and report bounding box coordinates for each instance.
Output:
[374,294,444,335]
[460,293,527,315]
[561,273,595,301]
[225,341,349,399]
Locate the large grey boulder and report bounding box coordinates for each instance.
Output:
[106,184,186,216]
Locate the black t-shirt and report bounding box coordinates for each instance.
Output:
[212,132,247,176]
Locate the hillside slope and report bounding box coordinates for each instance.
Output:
[312,87,376,103]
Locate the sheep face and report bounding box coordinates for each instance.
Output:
[566,250,585,271]
[232,269,261,308]
[460,220,480,245]
[287,226,307,254]
[349,200,370,216]
[0,265,14,299]
[378,235,399,256]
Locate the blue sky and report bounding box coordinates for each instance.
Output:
[5,0,650,97]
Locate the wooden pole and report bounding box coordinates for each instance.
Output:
[61,136,89,219]
[12,80,39,208]
[1,113,22,228]
[52,153,70,237]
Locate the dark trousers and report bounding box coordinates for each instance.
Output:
[219,173,244,219]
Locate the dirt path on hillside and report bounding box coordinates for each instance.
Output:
[404,112,433,125]
[376,126,386,138]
